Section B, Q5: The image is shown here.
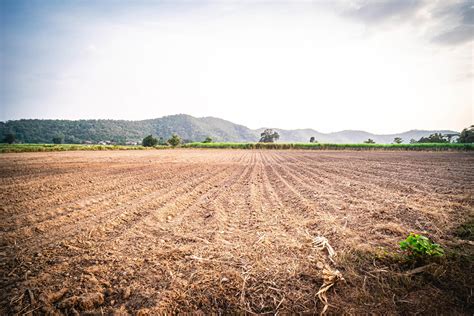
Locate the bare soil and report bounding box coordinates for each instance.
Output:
[1,149,473,315]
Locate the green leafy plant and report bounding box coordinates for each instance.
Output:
[399,233,444,258]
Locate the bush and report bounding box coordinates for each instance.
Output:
[167,134,181,147]
[142,135,158,147]
[399,233,444,258]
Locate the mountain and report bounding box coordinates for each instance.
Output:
[304,129,456,144]
[0,114,458,144]
[0,115,258,144]
[255,127,458,144]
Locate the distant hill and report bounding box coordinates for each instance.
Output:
[0,114,458,144]
[263,128,458,144]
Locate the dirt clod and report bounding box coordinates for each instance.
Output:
[122,287,131,299]
[78,292,104,310]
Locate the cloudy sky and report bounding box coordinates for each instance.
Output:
[0,0,472,133]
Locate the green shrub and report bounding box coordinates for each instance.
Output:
[142,135,158,147]
[399,233,444,258]
[167,134,181,147]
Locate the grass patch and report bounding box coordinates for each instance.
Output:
[181,142,474,151]
[0,144,168,153]
[2,142,473,153]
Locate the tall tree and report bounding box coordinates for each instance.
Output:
[168,134,181,147]
[458,126,474,143]
[259,129,280,143]
[393,137,403,144]
[142,135,158,147]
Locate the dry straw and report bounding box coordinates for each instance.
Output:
[311,235,345,314]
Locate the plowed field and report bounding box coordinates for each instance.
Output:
[1,150,473,314]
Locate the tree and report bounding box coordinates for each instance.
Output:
[444,133,458,143]
[309,137,317,143]
[409,138,417,144]
[393,137,403,144]
[142,135,158,147]
[3,133,15,144]
[52,135,64,144]
[458,125,474,143]
[418,133,448,143]
[364,138,375,144]
[203,137,213,143]
[167,134,181,147]
[259,129,280,143]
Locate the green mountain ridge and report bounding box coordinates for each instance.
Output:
[0,114,458,144]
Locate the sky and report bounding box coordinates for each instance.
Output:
[0,0,472,133]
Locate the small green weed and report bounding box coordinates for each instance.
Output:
[399,233,444,258]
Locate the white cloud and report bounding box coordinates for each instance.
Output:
[1,1,472,133]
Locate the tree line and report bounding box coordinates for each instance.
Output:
[314,126,473,145]
[3,125,473,145]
